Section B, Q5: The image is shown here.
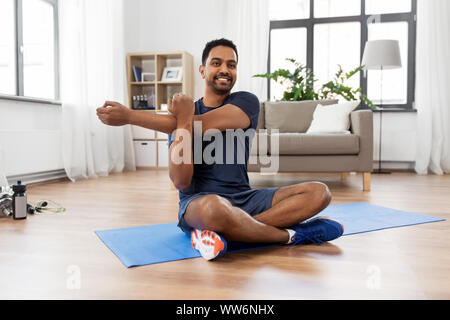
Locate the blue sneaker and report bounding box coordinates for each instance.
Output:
[191,229,228,261]
[290,217,344,246]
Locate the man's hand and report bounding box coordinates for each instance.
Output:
[96,101,132,126]
[168,93,195,119]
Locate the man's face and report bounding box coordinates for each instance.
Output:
[200,45,238,95]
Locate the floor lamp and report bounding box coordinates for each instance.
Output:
[361,40,402,174]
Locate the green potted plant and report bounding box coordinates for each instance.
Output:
[253,58,318,101]
[253,58,375,109]
[319,65,375,109]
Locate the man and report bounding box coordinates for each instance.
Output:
[97,38,343,261]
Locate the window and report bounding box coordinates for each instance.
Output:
[0,0,59,101]
[269,0,310,21]
[313,22,361,92]
[270,28,307,100]
[0,0,16,95]
[268,0,417,110]
[367,22,408,105]
[365,0,411,15]
[314,0,360,18]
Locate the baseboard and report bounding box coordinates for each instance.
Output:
[373,161,416,171]
[6,169,68,186]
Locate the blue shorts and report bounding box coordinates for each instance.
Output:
[177,187,280,235]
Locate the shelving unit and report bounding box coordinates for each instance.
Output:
[126,51,194,169]
[126,51,194,111]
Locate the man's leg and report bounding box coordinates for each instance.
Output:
[184,194,290,244]
[183,181,331,244]
[253,182,332,228]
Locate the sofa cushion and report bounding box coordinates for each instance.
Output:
[264,99,338,133]
[270,132,360,155]
[306,100,360,134]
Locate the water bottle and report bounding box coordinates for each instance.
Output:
[12,181,27,220]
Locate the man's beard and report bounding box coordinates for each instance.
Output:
[207,76,235,95]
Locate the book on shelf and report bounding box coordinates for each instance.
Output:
[132,66,142,82]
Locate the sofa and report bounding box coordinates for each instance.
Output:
[248,100,373,191]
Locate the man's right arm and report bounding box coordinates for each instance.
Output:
[128,110,177,135]
[97,101,177,134]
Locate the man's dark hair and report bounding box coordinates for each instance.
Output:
[202,38,238,66]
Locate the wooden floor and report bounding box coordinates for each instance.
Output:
[1,170,449,300]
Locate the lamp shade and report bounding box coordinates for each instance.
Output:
[361,40,402,70]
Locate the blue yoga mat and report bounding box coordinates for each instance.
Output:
[95,203,445,268]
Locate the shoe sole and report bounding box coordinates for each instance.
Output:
[191,229,227,261]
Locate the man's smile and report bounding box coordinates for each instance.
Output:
[214,76,232,84]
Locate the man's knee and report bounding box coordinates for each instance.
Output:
[309,182,332,212]
[191,194,232,230]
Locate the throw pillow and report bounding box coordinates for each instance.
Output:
[306,100,360,134]
[264,99,338,133]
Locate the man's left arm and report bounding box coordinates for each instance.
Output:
[195,104,252,132]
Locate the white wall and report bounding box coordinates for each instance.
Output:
[124,0,225,100]
[0,99,64,177]
[123,0,141,53]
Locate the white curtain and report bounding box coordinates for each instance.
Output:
[59,0,135,181]
[222,0,270,101]
[0,146,8,188]
[415,0,450,175]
